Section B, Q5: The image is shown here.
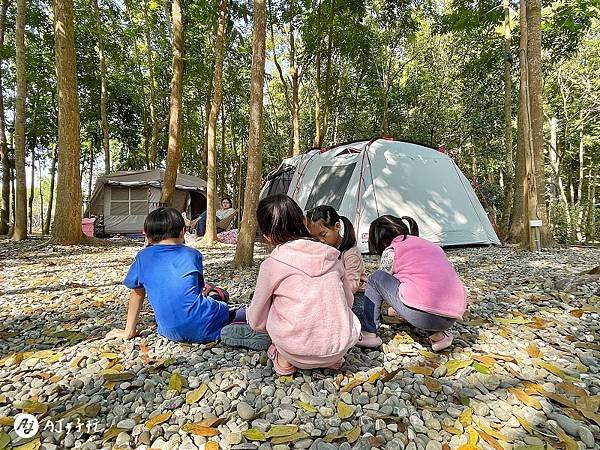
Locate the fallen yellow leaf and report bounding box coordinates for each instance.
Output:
[407,365,434,376]
[146,412,172,429]
[508,388,542,410]
[445,359,473,376]
[337,401,354,419]
[526,342,542,359]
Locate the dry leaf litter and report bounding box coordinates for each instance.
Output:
[0,237,599,450]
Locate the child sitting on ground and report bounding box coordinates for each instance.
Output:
[305,205,375,347]
[361,215,467,351]
[225,194,360,375]
[106,207,243,343]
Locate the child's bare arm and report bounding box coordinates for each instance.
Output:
[106,287,145,339]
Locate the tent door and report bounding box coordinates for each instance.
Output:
[189,192,207,219]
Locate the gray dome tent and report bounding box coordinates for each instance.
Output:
[260,139,500,252]
[87,170,207,235]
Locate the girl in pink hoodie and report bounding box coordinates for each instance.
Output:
[363,215,467,351]
[247,194,361,375]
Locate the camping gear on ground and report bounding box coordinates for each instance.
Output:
[87,170,207,235]
[260,138,500,252]
[81,218,96,237]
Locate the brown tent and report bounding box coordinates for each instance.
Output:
[87,170,207,234]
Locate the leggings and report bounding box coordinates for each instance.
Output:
[360,270,455,333]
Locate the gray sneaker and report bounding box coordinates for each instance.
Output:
[220,323,272,351]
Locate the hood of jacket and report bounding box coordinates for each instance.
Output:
[270,239,341,277]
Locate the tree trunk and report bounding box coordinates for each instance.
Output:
[313,46,321,147]
[233,0,267,268]
[321,0,336,145]
[52,0,84,245]
[0,0,10,235]
[202,0,227,243]
[87,139,94,214]
[28,145,35,234]
[500,0,513,238]
[526,0,553,247]
[159,0,184,206]
[143,0,160,169]
[576,112,585,240]
[12,0,27,241]
[39,162,43,233]
[548,117,571,221]
[290,14,300,156]
[44,146,57,234]
[585,166,596,241]
[93,0,110,174]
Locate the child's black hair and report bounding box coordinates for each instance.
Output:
[257,194,312,246]
[144,207,185,243]
[368,215,419,254]
[306,205,356,256]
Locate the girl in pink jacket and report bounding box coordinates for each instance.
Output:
[363,215,467,351]
[247,194,361,375]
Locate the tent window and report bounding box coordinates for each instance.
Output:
[110,187,148,216]
[304,163,356,211]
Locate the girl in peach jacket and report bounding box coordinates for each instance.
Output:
[247,194,361,375]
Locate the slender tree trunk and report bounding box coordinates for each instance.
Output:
[87,139,94,214]
[160,0,184,206]
[576,112,585,240]
[500,0,513,237]
[39,162,43,233]
[321,0,336,145]
[290,14,300,156]
[52,0,84,245]
[43,146,57,234]
[0,0,10,235]
[586,165,596,241]
[143,0,160,169]
[233,0,267,268]
[548,117,571,217]
[202,0,227,243]
[28,145,35,234]
[313,46,321,147]
[219,110,226,197]
[93,0,110,174]
[12,0,27,241]
[526,0,553,247]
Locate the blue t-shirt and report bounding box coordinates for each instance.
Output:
[124,244,229,343]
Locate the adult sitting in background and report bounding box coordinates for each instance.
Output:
[195,197,237,236]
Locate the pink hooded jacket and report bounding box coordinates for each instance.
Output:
[390,235,466,319]
[247,239,361,369]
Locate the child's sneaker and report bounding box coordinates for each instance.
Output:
[220,323,271,351]
[429,331,453,352]
[356,331,382,348]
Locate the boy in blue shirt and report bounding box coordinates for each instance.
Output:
[106,207,245,343]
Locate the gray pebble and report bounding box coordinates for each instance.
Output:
[237,401,256,421]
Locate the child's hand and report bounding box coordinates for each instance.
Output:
[106,328,139,340]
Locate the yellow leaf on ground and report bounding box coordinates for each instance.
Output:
[478,429,503,450]
[186,384,208,404]
[536,361,579,382]
[102,371,134,382]
[145,412,172,429]
[265,425,299,438]
[19,400,48,415]
[446,359,473,376]
[367,371,382,384]
[527,342,542,358]
[407,365,434,376]
[393,332,414,344]
[270,431,310,444]
[549,424,578,450]
[70,356,85,368]
[182,423,220,437]
[380,368,401,383]
[296,401,318,413]
[100,352,119,360]
[344,426,361,444]
[442,423,462,435]
[340,377,366,392]
[205,442,219,450]
[242,428,267,441]
[508,388,542,410]
[102,426,126,443]
[337,401,354,419]
[0,416,14,426]
[514,414,533,434]
[472,355,496,368]
[474,419,511,442]
[168,372,185,392]
[418,350,439,360]
[459,408,472,427]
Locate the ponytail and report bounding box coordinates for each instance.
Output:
[338,216,357,255]
[400,216,419,237]
[369,215,420,254]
